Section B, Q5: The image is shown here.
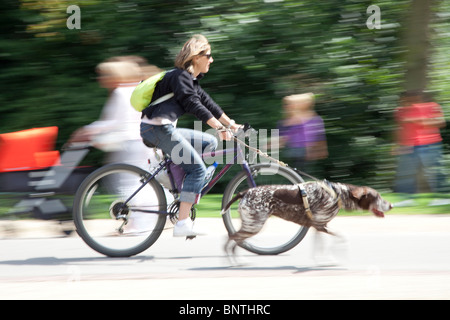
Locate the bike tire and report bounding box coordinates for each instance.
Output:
[222,163,309,255]
[73,163,167,257]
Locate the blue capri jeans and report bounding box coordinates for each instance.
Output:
[140,123,218,204]
[395,142,446,193]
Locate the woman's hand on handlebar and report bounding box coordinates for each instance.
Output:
[217,128,233,141]
[207,117,249,140]
[229,123,243,133]
[218,123,247,141]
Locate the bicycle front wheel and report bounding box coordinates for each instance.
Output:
[222,163,309,255]
[73,163,167,257]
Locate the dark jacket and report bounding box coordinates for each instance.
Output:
[142,68,224,123]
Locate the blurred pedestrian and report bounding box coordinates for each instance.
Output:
[393,90,446,194]
[140,34,242,237]
[278,93,328,173]
[69,58,162,167]
[69,58,161,233]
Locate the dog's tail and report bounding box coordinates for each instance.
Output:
[220,190,248,215]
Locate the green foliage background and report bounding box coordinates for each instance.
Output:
[2,0,450,191]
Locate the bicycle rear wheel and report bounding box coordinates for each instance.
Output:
[222,163,309,255]
[73,163,167,257]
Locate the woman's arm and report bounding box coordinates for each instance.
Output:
[206,117,232,141]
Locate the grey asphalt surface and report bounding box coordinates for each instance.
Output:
[1,215,450,300]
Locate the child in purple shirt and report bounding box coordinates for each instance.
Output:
[278,93,328,170]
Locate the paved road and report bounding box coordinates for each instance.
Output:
[1,215,450,300]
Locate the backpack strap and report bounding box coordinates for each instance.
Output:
[148,92,174,107]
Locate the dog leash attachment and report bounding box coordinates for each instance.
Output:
[230,127,288,167]
[230,127,322,182]
[298,184,313,220]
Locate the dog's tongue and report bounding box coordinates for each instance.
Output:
[372,209,385,218]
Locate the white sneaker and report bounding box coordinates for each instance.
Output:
[173,219,206,237]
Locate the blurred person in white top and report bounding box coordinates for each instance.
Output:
[69,57,164,233]
[70,59,157,168]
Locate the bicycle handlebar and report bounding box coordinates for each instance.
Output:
[232,123,257,138]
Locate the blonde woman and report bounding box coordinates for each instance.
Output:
[278,93,328,171]
[141,34,241,237]
[70,60,145,158]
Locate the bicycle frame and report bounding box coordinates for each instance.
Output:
[122,142,256,216]
[201,144,256,196]
[73,132,309,257]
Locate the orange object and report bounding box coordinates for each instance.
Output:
[395,102,444,146]
[0,127,61,172]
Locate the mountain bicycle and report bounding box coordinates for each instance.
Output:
[72,125,309,257]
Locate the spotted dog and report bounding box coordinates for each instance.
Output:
[222,181,392,256]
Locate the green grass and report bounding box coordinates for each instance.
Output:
[196,194,225,218]
[378,193,450,215]
[2,192,450,221]
[195,193,450,218]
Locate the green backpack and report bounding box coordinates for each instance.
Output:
[130,70,174,112]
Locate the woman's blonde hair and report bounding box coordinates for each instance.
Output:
[96,61,142,83]
[174,34,211,74]
[105,55,162,79]
[283,93,315,107]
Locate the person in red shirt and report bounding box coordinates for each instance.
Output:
[394,91,446,193]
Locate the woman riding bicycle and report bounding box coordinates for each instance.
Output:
[140,34,241,237]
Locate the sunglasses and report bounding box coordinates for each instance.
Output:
[202,53,212,59]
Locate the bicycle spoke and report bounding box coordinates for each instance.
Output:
[73,164,167,257]
[222,164,309,255]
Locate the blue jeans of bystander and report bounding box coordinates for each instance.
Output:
[395,142,446,193]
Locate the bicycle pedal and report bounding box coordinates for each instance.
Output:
[185,235,196,240]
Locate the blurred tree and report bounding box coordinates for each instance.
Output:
[402,0,435,93]
[1,0,448,191]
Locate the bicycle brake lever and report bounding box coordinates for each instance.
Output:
[235,123,257,138]
[244,123,257,137]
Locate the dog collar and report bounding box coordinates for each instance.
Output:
[297,184,313,220]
